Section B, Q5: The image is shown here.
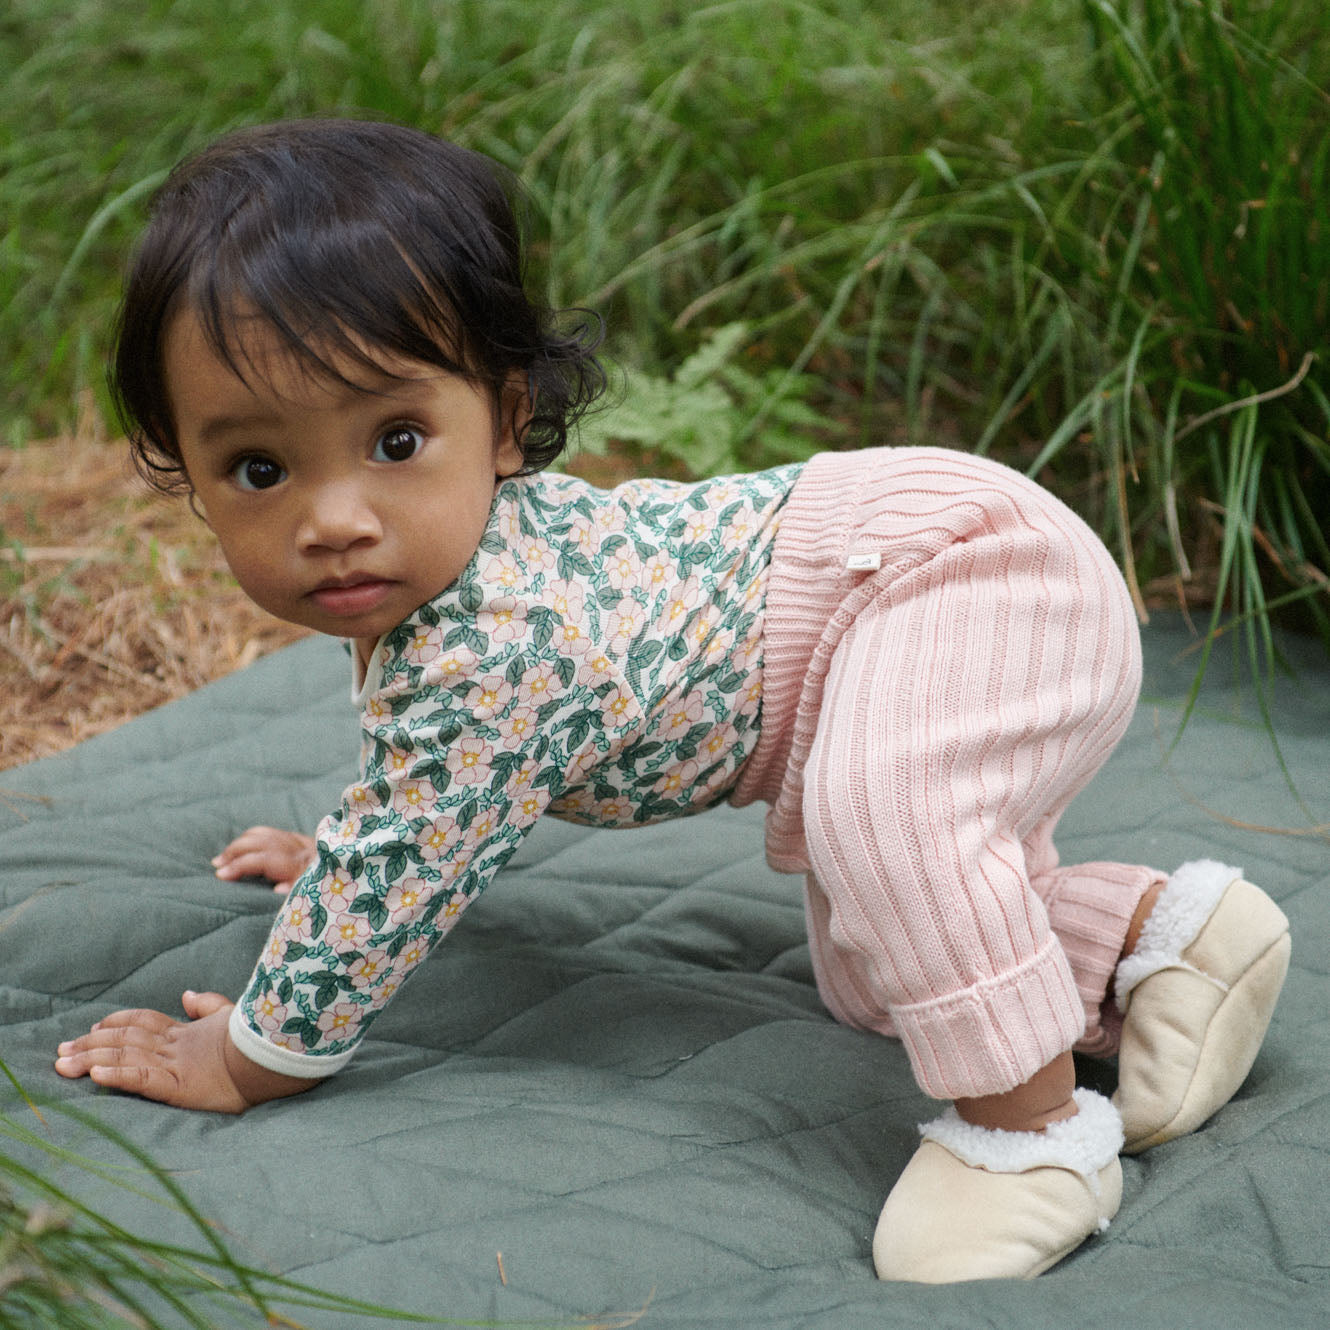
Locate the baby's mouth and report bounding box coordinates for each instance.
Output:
[308,576,395,616]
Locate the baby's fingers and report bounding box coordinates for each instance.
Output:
[55,1026,164,1079]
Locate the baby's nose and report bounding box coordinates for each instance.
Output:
[297,485,382,551]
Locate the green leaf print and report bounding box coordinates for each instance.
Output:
[282,1016,323,1048]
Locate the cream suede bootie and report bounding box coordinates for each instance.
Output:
[1113,860,1290,1154]
[873,1089,1123,1283]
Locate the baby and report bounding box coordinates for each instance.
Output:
[54,118,1290,1282]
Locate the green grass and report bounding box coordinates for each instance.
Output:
[2,2,1328,1316]
[3,0,1327,642]
[0,1065,644,1327]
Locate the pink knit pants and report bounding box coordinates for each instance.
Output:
[733,448,1167,1100]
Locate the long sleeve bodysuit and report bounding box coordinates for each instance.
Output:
[231,447,1164,1101]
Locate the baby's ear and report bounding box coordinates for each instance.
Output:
[494,370,530,477]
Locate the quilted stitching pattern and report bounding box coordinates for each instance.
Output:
[1,616,1326,1326]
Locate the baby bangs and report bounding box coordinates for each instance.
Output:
[112,118,605,490]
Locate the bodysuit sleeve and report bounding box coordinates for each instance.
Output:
[228,569,645,1078]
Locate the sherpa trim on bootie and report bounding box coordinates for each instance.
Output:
[920,1088,1123,1197]
[1114,859,1241,1007]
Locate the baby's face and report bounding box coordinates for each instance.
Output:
[163,310,524,654]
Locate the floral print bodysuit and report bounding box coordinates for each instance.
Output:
[230,464,800,1075]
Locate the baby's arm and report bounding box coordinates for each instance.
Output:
[54,990,318,1113]
[213,826,317,895]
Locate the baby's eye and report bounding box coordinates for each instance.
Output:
[373,426,423,464]
[231,455,286,491]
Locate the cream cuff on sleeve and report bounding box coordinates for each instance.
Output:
[227,1003,357,1079]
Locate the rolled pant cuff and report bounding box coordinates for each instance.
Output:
[891,936,1086,1100]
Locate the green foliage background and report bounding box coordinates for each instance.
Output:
[3,0,1328,650]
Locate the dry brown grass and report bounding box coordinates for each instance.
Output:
[0,413,310,770]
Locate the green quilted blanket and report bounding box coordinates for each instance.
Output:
[1,616,1326,1327]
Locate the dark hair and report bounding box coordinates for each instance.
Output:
[111,118,606,491]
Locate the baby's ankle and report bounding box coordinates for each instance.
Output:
[954,1051,1079,1134]
[1121,880,1165,961]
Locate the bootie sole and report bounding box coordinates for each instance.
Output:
[1115,878,1290,1154]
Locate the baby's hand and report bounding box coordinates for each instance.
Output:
[54,991,316,1113]
[212,825,317,894]
[55,991,250,1113]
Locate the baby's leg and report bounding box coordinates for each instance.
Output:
[797,472,1142,1280]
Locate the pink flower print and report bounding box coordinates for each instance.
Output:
[548,787,595,820]
[251,993,288,1034]
[365,694,391,726]
[509,789,545,829]
[397,939,428,971]
[686,604,723,655]
[663,577,700,633]
[657,692,703,741]
[592,502,627,537]
[415,814,460,861]
[383,747,414,782]
[368,974,401,1008]
[605,548,643,592]
[465,674,514,720]
[330,813,361,849]
[599,684,638,730]
[577,652,615,688]
[442,894,470,924]
[262,932,287,968]
[385,877,433,924]
[402,624,444,665]
[331,911,373,949]
[568,515,598,558]
[346,782,379,815]
[496,704,538,751]
[446,736,493,786]
[546,579,585,620]
[726,514,754,549]
[316,1002,361,1041]
[700,623,734,667]
[517,662,559,707]
[589,794,632,824]
[347,948,392,990]
[480,551,523,593]
[515,532,556,575]
[684,513,713,545]
[322,868,359,914]
[280,895,314,942]
[392,777,437,817]
[442,850,472,887]
[424,646,478,690]
[504,758,541,798]
[607,597,646,654]
[496,502,523,544]
[653,758,700,798]
[478,599,527,644]
[737,677,763,717]
[556,620,591,657]
[701,722,738,762]
[730,627,761,675]
[643,551,672,592]
[464,808,499,846]
[563,745,599,786]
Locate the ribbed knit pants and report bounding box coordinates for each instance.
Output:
[732,448,1167,1101]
